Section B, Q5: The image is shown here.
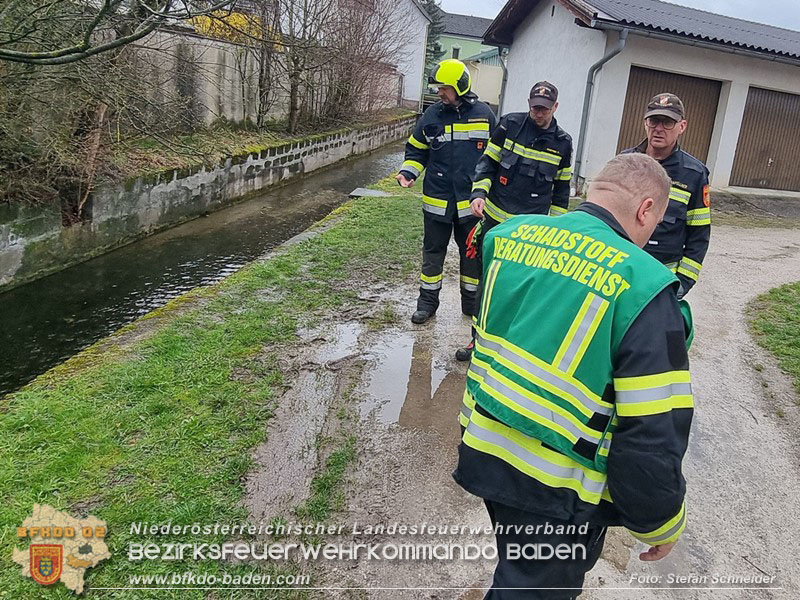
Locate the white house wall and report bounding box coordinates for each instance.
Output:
[501,0,606,140]
[583,32,800,187]
[395,0,429,109]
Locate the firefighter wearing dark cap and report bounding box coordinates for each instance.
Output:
[397,59,497,324]
[470,81,574,225]
[622,93,711,298]
[455,81,574,361]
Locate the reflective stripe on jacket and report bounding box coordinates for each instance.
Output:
[400,97,497,223]
[623,142,711,294]
[471,112,573,219]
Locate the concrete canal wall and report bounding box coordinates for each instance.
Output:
[0,115,415,292]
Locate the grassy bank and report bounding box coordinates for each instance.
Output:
[747,281,800,398]
[0,176,423,598]
[109,109,416,180]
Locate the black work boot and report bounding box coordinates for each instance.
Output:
[455,340,474,362]
[411,309,434,324]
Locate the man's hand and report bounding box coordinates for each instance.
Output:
[396,173,415,188]
[639,542,676,561]
[471,197,485,218]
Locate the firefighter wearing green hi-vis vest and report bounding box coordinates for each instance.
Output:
[454,154,695,598]
[397,59,497,325]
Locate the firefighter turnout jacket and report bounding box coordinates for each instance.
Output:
[454,202,694,546]
[623,141,711,294]
[400,95,497,223]
[470,113,573,222]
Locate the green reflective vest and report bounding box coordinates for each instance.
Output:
[468,210,678,473]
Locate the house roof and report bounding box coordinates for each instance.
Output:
[464,47,501,61]
[410,0,433,23]
[442,12,494,39]
[485,0,800,62]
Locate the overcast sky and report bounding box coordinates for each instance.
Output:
[438,0,800,31]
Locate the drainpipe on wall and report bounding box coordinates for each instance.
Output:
[574,28,629,190]
[496,47,510,118]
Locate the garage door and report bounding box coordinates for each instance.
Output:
[730,87,800,192]
[616,66,721,162]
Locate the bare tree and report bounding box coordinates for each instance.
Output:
[0,0,236,66]
[319,0,409,123]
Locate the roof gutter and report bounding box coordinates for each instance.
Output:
[592,20,800,69]
[574,28,629,182]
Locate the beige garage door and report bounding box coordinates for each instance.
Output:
[616,66,721,162]
[730,87,800,192]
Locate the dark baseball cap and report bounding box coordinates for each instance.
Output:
[644,93,685,121]
[528,81,558,109]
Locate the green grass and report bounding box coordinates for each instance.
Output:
[747,281,800,399]
[711,212,800,229]
[0,178,422,599]
[295,437,357,523]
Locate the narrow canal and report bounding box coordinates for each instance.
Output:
[1,143,404,396]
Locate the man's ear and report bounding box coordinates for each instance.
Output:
[638,197,655,224]
[678,120,688,135]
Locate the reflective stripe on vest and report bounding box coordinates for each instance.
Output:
[470,325,614,471]
[459,388,475,428]
[462,405,609,505]
[468,357,609,449]
[552,293,609,376]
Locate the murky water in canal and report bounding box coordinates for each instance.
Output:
[0,143,404,396]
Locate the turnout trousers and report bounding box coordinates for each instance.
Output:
[417,212,480,317]
[484,500,606,599]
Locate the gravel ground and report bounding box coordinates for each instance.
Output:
[585,225,800,599]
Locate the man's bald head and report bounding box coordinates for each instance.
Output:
[588,154,671,247]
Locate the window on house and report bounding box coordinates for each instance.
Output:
[452,46,460,59]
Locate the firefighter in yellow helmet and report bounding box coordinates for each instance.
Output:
[397,59,497,324]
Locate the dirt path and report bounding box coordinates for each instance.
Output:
[245,224,800,599]
[585,225,800,599]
